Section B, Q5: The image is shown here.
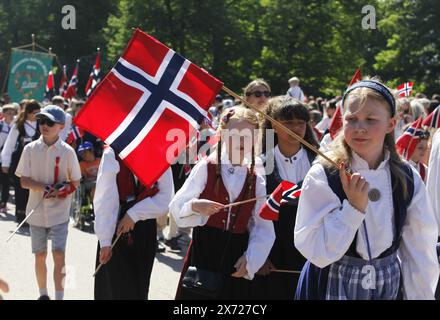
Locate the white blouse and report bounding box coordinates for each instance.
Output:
[294,150,439,299]
[427,130,440,235]
[94,147,174,247]
[1,120,37,167]
[272,145,311,183]
[169,150,275,280]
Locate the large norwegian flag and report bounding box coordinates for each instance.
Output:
[396,116,424,160]
[85,50,101,97]
[44,70,55,101]
[74,29,223,187]
[64,61,79,99]
[259,181,301,221]
[422,105,440,129]
[59,65,68,97]
[397,82,413,97]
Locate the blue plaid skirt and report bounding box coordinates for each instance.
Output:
[326,251,401,300]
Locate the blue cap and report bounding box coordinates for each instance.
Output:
[78,141,94,153]
[36,105,66,124]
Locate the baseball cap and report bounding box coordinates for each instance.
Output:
[77,141,94,153]
[36,105,66,124]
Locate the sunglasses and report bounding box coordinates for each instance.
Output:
[38,118,56,127]
[246,90,271,98]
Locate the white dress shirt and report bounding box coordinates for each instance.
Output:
[0,120,12,152]
[286,86,305,101]
[94,147,174,247]
[427,130,440,236]
[59,113,72,142]
[169,150,275,280]
[272,145,311,183]
[294,150,439,299]
[15,136,82,228]
[1,120,37,168]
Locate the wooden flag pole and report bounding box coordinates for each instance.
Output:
[272,269,301,274]
[221,86,343,172]
[182,194,270,219]
[93,232,123,277]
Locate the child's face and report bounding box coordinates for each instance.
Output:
[222,119,256,165]
[80,149,95,162]
[39,118,64,140]
[245,85,270,110]
[273,118,307,148]
[411,139,428,163]
[343,96,395,161]
[2,110,15,123]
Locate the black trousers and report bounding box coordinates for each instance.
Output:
[94,218,157,300]
[0,168,10,204]
[13,176,28,216]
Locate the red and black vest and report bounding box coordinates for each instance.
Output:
[199,161,256,234]
[115,156,159,205]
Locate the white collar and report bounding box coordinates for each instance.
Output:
[274,145,305,163]
[351,149,390,171]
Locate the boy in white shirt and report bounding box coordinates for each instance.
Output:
[16,105,81,300]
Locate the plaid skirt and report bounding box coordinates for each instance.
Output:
[326,251,401,300]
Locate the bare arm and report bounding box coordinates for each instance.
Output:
[20,176,46,192]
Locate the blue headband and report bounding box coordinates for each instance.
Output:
[341,80,396,117]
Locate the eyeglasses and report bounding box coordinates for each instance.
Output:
[38,118,56,127]
[246,90,271,98]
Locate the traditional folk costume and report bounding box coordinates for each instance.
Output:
[251,146,315,299]
[295,151,439,300]
[169,151,275,300]
[94,147,174,300]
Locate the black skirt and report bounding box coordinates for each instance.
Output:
[176,225,251,300]
[94,218,157,300]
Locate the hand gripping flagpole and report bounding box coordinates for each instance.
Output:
[221,86,350,176]
[93,232,123,277]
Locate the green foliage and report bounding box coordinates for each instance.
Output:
[1,0,440,99]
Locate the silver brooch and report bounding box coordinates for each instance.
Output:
[368,188,381,202]
[228,167,235,174]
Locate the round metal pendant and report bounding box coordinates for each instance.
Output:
[368,188,381,202]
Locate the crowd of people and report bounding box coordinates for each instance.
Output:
[0,75,439,300]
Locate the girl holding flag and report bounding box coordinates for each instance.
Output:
[252,96,319,299]
[294,78,439,300]
[169,106,275,300]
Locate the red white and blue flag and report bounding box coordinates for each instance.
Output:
[397,82,413,97]
[422,105,440,129]
[64,61,79,99]
[259,181,301,221]
[59,65,68,97]
[396,116,424,160]
[66,124,84,144]
[44,70,55,101]
[74,29,223,187]
[85,50,101,97]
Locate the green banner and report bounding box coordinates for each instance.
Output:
[7,48,53,102]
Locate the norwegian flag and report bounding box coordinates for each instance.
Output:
[328,103,343,139]
[59,65,68,97]
[396,116,424,160]
[85,50,101,97]
[44,70,55,101]
[259,181,301,221]
[348,68,362,87]
[397,82,413,97]
[64,61,79,99]
[74,29,223,187]
[422,105,440,129]
[66,124,84,144]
